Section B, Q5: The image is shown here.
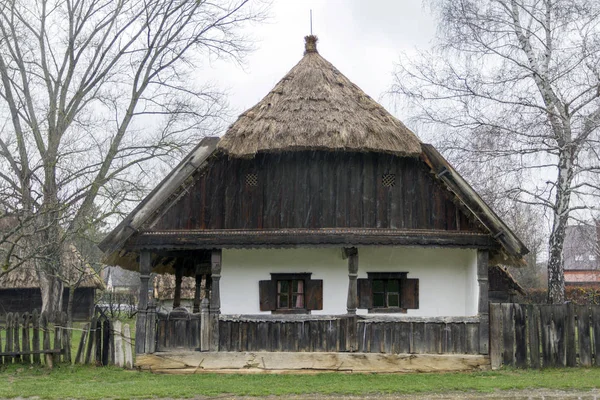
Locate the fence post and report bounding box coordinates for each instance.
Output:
[5,313,13,365]
[84,317,97,364]
[61,312,71,364]
[123,323,133,369]
[13,312,21,363]
[113,320,124,367]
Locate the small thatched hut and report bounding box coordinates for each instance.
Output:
[0,243,104,320]
[100,36,528,371]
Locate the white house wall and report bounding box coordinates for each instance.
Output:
[220,247,479,317]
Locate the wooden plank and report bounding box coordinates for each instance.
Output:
[326,320,338,352]
[13,312,21,363]
[539,305,555,367]
[113,321,124,367]
[554,304,568,367]
[527,304,541,369]
[102,319,110,366]
[452,322,466,354]
[370,323,383,353]
[489,304,502,369]
[566,303,577,367]
[412,322,426,354]
[21,312,31,364]
[395,322,410,354]
[123,323,133,369]
[592,306,600,367]
[465,323,480,355]
[85,317,97,365]
[31,310,40,364]
[577,305,592,367]
[5,313,13,364]
[425,323,442,354]
[383,322,393,354]
[501,303,514,365]
[513,304,527,368]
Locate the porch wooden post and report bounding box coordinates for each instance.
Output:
[173,262,183,309]
[210,250,222,314]
[209,249,222,351]
[193,274,202,313]
[136,251,151,354]
[477,250,490,355]
[345,247,359,315]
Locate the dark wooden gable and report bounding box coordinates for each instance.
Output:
[149,151,485,233]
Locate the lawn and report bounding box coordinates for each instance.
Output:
[0,365,599,399]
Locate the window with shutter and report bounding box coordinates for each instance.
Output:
[356,272,419,313]
[259,273,322,314]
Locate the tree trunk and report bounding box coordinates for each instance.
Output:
[547,148,575,304]
[38,269,64,322]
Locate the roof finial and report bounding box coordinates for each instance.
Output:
[304,35,318,54]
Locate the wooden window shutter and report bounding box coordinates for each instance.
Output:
[357,278,372,309]
[401,279,419,309]
[259,280,277,311]
[305,279,323,310]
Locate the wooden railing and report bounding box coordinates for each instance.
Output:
[217,316,481,354]
[490,303,600,368]
[0,310,70,367]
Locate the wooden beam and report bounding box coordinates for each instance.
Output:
[477,250,490,355]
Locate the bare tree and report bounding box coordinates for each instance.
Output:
[391,0,600,303]
[0,0,267,319]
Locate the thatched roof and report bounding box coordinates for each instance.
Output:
[217,36,422,158]
[153,274,197,301]
[0,243,105,290]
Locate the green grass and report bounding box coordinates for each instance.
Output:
[0,365,599,399]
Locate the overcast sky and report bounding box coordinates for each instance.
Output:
[203,0,437,132]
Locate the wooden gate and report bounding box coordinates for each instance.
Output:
[490,303,600,368]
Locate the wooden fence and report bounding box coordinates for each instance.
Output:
[217,316,481,354]
[0,310,70,367]
[74,308,134,368]
[0,308,134,368]
[490,303,600,368]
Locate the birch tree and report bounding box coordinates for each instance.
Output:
[391,0,600,303]
[0,0,266,319]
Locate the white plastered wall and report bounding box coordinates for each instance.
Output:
[221,247,479,317]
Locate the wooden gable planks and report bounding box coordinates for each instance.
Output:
[147,152,489,235]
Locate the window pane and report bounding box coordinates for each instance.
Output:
[388,293,400,307]
[373,280,384,293]
[292,294,304,308]
[388,280,399,292]
[279,280,289,293]
[278,294,289,308]
[373,293,385,307]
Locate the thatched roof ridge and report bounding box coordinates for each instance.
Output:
[218,36,422,158]
[0,243,105,290]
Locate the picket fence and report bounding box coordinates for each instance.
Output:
[0,308,133,368]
